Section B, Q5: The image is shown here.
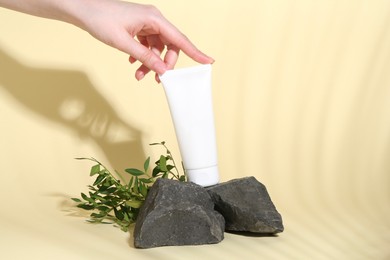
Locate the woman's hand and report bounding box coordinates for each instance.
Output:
[0,0,214,81]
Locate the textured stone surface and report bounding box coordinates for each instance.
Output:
[207,176,284,234]
[133,178,225,248]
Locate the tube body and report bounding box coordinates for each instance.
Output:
[159,64,219,187]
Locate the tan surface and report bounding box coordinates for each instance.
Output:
[1,0,389,259]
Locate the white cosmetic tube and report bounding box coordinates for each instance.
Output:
[159,64,219,187]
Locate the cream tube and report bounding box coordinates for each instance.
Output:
[159,64,219,187]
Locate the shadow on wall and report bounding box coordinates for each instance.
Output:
[0,47,145,175]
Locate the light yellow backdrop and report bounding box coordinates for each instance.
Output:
[1,0,389,259]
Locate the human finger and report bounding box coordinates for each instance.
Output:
[135,35,166,80]
[153,45,179,83]
[157,18,214,64]
[121,36,167,76]
[129,35,149,64]
[129,56,137,64]
[163,44,180,70]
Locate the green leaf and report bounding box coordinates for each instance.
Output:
[143,157,150,172]
[93,194,106,202]
[91,212,107,218]
[81,192,89,201]
[93,174,106,186]
[114,208,124,221]
[159,155,167,171]
[87,219,113,225]
[139,183,148,197]
[123,212,130,222]
[128,176,134,187]
[133,177,139,194]
[97,184,108,192]
[125,168,144,176]
[77,204,94,210]
[149,142,163,146]
[152,166,161,177]
[102,200,115,207]
[87,185,97,192]
[81,192,96,204]
[71,198,82,203]
[125,200,143,208]
[90,164,100,176]
[97,205,110,212]
[106,187,117,194]
[139,177,153,184]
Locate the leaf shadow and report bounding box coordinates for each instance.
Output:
[0,47,146,176]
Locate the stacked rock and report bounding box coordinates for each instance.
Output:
[133,177,283,248]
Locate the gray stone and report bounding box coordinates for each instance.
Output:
[133,178,225,248]
[207,176,284,234]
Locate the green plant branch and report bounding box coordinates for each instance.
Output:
[150,141,185,181]
[72,141,185,232]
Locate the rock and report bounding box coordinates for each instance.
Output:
[207,176,284,234]
[133,178,225,248]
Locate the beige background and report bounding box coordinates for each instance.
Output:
[1,0,390,259]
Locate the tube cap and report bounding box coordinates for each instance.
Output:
[186,165,219,187]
